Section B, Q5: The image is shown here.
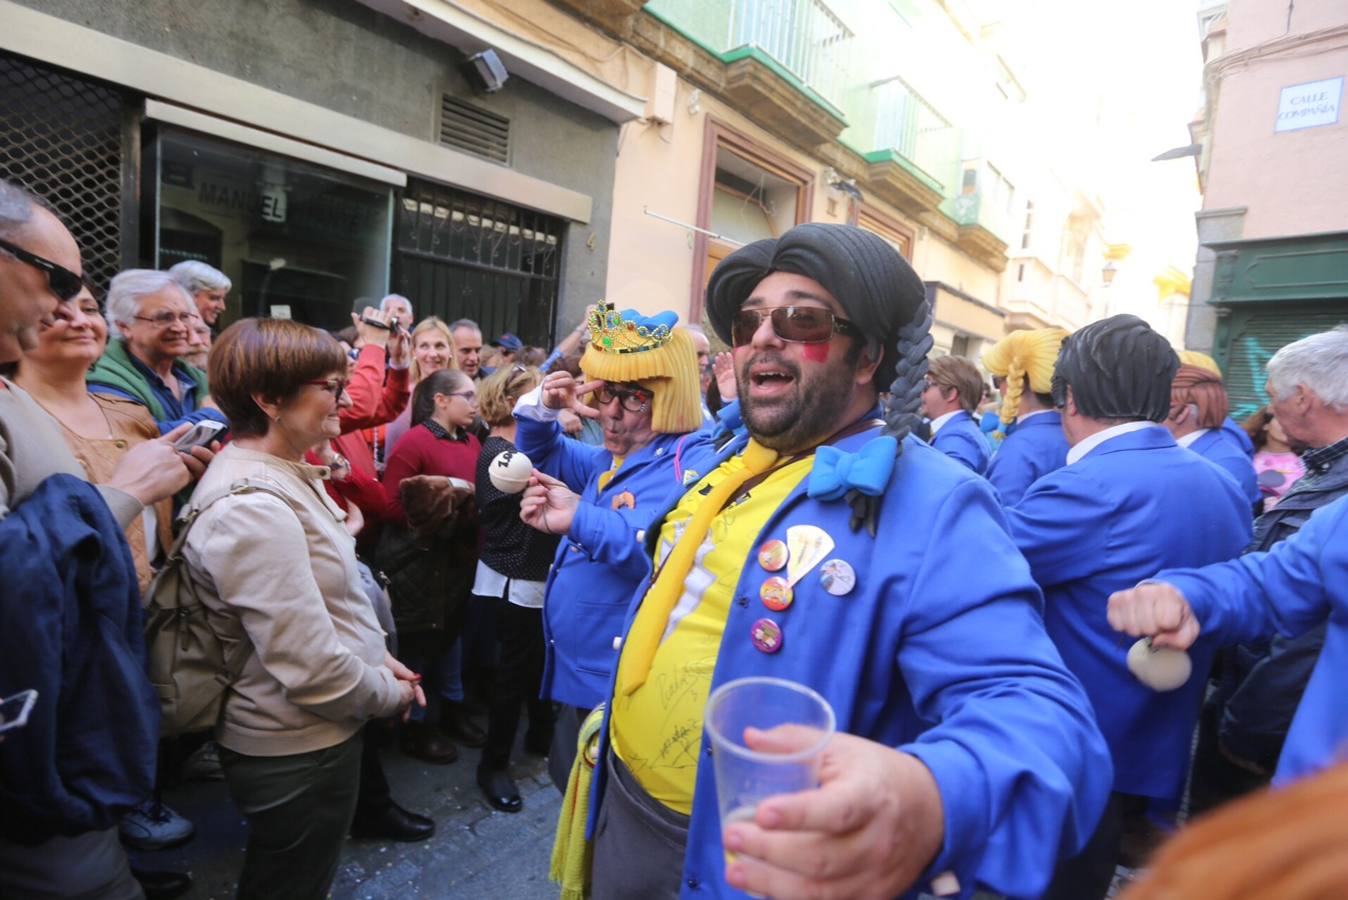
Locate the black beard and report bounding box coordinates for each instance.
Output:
[738,352,857,454]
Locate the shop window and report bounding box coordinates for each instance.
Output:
[150,129,393,331]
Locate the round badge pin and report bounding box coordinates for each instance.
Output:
[750,618,783,654]
[760,576,794,611]
[819,559,856,596]
[757,539,788,572]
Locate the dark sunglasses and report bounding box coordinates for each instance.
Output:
[730,306,861,347]
[0,237,86,302]
[304,377,349,398]
[595,383,651,413]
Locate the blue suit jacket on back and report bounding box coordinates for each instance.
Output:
[1221,416,1255,459]
[930,410,990,475]
[590,428,1111,899]
[1189,428,1260,507]
[1157,494,1348,785]
[1006,426,1252,801]
[985,411,1069,506]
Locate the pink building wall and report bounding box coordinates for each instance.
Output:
[1203,0,1348,238]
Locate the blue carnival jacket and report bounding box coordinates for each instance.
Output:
[0,474,158,843]
[1156,493,1348,785]
[1221,416,1255,459]
[930,410,990,475]
[1006,426,1251,802]
[984,411,1069,506]
[590,427,1112,900]
[518,405,742,710]
[1189,428,1260,507]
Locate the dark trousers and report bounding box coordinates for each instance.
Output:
[219,733,362,900]
[479,601,554,772]
[591,751,689,900]
[355,721,392,816]
[549,703,592,791]
[1041,791,1123,900]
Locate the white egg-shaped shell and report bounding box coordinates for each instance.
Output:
[488,449,534,494]
[1126,639,1192,692]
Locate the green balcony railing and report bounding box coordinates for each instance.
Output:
[868,75,958,189]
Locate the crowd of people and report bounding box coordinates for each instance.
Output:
[2,177,1346,900]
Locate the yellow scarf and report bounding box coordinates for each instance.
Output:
[614,439,779,695]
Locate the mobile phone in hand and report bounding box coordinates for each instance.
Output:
[0,689,37,734]
[173,420,227,452]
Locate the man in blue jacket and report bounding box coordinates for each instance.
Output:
[1108,491,1348,788]
[1166,363,1260,508]
[526,225,1111,899]
[981,327,1071,505]
[514,303,733,788]
[920,354,990,474]
[1005,315,1252,899]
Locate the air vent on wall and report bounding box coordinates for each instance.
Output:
[439,95,509,164]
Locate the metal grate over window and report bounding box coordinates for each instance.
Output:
[439,95,510,164]
[0,53,127,291]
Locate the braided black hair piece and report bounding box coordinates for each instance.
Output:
[845,301,935,535]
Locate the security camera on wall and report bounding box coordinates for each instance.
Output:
[462,50,508,93]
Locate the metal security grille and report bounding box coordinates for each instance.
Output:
[439,95,510,164]
[0,53,127,291]
[394,180,563,347]
[1219,304,1348,421]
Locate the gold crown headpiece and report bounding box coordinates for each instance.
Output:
[587,301,675,355]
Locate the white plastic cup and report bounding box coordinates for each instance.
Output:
[704,677,836,875]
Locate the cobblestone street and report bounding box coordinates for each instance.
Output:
[144,738,562,900]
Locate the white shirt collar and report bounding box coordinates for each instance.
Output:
[1176,428,1212,449]
[1066,421,1160,465]
[1017,408,1055,424]
[930,410,961,435]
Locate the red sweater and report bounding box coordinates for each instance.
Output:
[381,423,481,524]
[339,345,410,433]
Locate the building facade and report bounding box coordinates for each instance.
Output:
[0,0,632,344]
[1185,0,1348,419]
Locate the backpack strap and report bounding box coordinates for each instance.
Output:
[165,478,296,562]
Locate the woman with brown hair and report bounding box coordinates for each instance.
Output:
[185,318,423,900]
[378,367,483,763]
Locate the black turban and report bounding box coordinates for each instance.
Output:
[705,223,927,385]
[1052,314,1179,422]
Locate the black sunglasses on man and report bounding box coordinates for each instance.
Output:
[730,306,861,347]
[0,237,86,302]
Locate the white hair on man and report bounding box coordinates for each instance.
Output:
[168,260,232,295]
[380,293,413,319]
[1267,326,1348,409]
[448,317,481,336]
[106,269,194,337]
[0,179,42,243]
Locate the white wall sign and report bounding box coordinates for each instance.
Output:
[1275,77,1343,133]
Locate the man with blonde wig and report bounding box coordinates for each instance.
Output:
[1166,364,1259,507]
[1178,349,1256,458]
[512,303,732,784]
[982,327,1070,505]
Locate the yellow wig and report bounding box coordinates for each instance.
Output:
[1177,350,1222,378]
[982,327,1069,425]
[579,304,702,435]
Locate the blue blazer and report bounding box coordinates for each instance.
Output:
[1158,493,1348,785]
[1006,426,1252,802]
[930,410,991,475]
[519,415,739,710]
[1221,416,1256,459]
[590,429,1112,900]
[985,411,1069,506]
[1189,428,1260,507]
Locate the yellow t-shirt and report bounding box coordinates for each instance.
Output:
[609,452,814,814]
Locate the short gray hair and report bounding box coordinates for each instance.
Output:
[1267,326,1348,409]
[0,180,41,243]
[169,260,231,295]
[448,318,482,336]
[380,293,413,316]
[107,269,193,336]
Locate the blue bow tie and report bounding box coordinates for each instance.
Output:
[807,436,898,501]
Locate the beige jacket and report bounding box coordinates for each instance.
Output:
[183,443,403,756]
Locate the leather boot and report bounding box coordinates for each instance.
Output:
[400,722,458,764]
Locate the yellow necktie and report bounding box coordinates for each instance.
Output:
[614,439,780,695]
[596,456,623,493]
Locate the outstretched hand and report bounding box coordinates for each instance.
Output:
[519,471,580,535]
[1107,582,1201,650]
[713,352,737,403]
